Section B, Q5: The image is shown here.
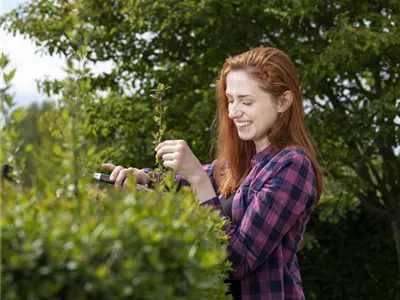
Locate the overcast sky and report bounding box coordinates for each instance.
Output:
[1,0,112,108]
[1,0,65,107]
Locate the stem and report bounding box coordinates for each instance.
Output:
[71,108,80,200]
[152,83,169,174]
[159,96,162,142]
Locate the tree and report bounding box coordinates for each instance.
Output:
[12,101,54,186]
[301,204,399,299]
[0,53,25,184]
[2,0,399,272]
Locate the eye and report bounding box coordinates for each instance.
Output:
[243,102,252,106]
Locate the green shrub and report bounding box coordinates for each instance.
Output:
[1,179,232,300]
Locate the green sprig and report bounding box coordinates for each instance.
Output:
[151,83,170,171]
[150,83,171,184]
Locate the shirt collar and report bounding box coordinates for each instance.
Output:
[250,144,277,168]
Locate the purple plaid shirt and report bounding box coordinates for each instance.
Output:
[143,145,317,300]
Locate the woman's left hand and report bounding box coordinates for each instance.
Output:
[155,140,204,184]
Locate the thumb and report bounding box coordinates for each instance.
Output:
[102,163,116,171]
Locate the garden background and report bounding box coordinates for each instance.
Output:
[1,0,399,299]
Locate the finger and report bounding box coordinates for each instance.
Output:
[115,168,131,186]
[156,145,180,158]
[129,167,139,174]
[110,165,124,181]
[161,153,176,161]
[136,170,150,185]
[162,159,177,171]
[102,163,116,171]
[116,168,138,187]
[122,169,149,187]
[155,140,178,151]
[122,176,133,188]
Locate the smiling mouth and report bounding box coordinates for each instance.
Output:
[236,121,253,127]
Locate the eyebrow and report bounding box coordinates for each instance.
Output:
[225,93,253,98]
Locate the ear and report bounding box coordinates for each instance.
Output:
[278,91,293,113]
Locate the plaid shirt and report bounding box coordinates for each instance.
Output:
[144,145,317,300]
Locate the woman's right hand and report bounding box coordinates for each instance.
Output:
[101,163,151,188]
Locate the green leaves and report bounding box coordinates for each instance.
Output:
[0,53,24,183]
[1,1,399,296]
[1,179,231,299]
[0,53,9,67]
[0,53,16,109]
[3,68,16,85]
[151,83,171,175]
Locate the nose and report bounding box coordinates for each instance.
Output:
[228,102,243,119]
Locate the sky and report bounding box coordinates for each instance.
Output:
[1,0,65,107]
[1,0,112,108]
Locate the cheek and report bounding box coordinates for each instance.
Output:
[268,105,280,120]
[259,111,279,128]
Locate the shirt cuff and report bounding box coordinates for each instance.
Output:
[200,196,225,216]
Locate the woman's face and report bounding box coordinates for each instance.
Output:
[226,70,280,153]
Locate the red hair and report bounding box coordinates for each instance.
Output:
[214,47,324,200]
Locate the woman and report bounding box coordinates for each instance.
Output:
[102,47,324,300]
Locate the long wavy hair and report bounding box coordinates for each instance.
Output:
[213,47,324,200]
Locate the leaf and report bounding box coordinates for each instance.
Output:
[25,144,33,153]
[87,146,96,156]
[0,53,9,68]
[12,107,25,122]
[53,145,62,156]
[4,69,16,85]
[4,94,14,107]
[65,30,75,41]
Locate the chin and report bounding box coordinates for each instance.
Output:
[238,134,255,141]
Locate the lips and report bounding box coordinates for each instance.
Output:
[236,121,253,127]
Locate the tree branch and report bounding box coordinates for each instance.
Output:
[358,192,389,218]
[353,75,375,100]
[323,82,347,114]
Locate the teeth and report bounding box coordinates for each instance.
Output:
[237,121,252,127]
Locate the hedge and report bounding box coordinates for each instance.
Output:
[1,179,232,300]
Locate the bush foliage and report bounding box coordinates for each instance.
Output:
[1,179,231,299]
